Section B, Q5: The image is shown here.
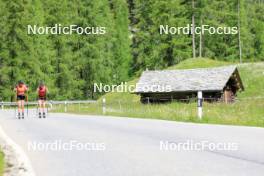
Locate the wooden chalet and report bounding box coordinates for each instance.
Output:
[134,66,244,103]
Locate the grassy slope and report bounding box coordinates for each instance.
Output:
[55,58,264,127]
[0,151,4,176]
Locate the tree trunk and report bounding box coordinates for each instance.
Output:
[199,17,202,58]
[192,0,196,58]
[238,0,242,63]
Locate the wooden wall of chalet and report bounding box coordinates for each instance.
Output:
[223,89,234,103]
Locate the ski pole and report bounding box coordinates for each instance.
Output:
[14,103,17,119]
[13,94,15,118]
[36,96,38,118]
[26,94,29,117]
[46,95,48,117]
[14,93,18,119]
[36,104,38,118]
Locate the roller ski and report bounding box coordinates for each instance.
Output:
[17,112,24,119]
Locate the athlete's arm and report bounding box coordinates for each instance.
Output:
[24,85,28,93]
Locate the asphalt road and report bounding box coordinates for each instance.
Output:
[0,110,264,176]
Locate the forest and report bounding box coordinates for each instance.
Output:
[0,0,263,101]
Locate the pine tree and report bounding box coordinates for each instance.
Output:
[43,0,76,100]
[110,0,132,82]
[0,0,45,101]
[132,0,191,73]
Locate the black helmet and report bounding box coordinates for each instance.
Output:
[18,80,24,84]
[39,80,45,87]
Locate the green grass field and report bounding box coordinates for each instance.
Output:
[53,58,264,127]
[0,151,4,176]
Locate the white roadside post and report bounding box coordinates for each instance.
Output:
[197,91,203,119]
[102,98,106,114]
[49,101,53,110]
[64,101,67,112]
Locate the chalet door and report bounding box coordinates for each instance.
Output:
[224,90,233,103]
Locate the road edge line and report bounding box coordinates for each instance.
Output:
[0,125,36,176]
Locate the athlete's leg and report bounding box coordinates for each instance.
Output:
[21,100,25,113]
[17,100,21,118]
[21,100,25,118]
[38,99,42,118]
[39,100,43,112]
[17,100,21,113]
[43,100,46,112]
[42,100,46,118]
[38,100,42,111]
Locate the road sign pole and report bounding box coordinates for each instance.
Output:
[197,91,203,119]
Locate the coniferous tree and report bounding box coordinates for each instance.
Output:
[0,0,44,101]
[111,0,132,82]
[132,0,191,73]
[43,0,76,100]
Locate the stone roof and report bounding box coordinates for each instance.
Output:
[135,65,243,93]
